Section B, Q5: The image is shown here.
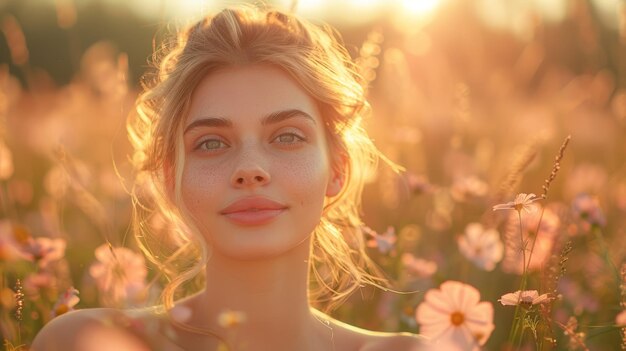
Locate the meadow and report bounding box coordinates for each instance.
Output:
[0,0,625,350]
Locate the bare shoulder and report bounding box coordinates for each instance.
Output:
[31,308,159,351]
[31,308,114,350]
[312,309,427,351]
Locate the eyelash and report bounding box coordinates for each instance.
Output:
[193,132,306,152]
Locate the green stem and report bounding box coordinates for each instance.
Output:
[519,211,526,278]
[507,211,529,348]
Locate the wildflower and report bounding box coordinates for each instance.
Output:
[571,193,605,228]
[20,237,66,268]
[498,290,551,308]
[457,223,503,271]
[406,173,435,195]
[23,271,57,299]
[558,278,599,314]
[402,253,437,278]
[416,281,494,350]
[89,244,147,307]
[51,287,79,318]
[364,226,397,255]
[400,305,418,329]
[450,176,488,202]
[217,310,246,328]
[492,193,540,213]
[616,310,626,326]
[0,141,14,180]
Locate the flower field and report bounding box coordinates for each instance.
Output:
[1,0,625,350]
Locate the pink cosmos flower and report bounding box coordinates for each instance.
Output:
[406,173,435,195]
[502,204,560,274]
[21,237,67,268]
[89,244,147,307]
[571,193,605,228]
[364,226,397,254]
[416,281,494,350]
[0,141,14,180]
[616,310,626,326]
[492,193,541,213]
[499,290,551,307]
[457,223,503,271]
[402,253,437,278]
[51,287,79,318]
[24,271,57,299]
[450,176,488,202]
[218,310,247,328]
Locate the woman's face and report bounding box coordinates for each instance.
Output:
[180,64,341,260]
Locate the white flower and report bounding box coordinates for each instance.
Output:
[493,193,541,213]
[364,226,397,254]
[457,223,503,271]
[402,253,437,278]
[499,290,551,307]
[51,287,80,318]
[89,244,147,307]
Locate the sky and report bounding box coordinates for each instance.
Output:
[31,0,622,31]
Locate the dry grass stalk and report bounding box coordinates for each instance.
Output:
[495,140,540,202]
[558,316,589,351]
[552,240,573,295]
[13,279,23,323]
[542,135,571,199]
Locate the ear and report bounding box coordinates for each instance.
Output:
[325,155,346,197]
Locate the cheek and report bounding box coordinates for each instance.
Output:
[278,151,331,205]
[181,162,226,209]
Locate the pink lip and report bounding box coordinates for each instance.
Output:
[220,197,288,226]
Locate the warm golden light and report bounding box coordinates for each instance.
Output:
[401,0,441,15]
[348,0,383,9]
[295,0,326,13]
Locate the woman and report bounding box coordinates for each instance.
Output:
[32,5,424,350]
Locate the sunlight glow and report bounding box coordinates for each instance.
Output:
[347,0,383,9]
[296,0,326,12]
[401,0,441,15]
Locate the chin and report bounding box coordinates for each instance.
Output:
[208,225,314,261]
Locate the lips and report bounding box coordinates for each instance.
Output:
[220,197,287,213]
[220,196,288,226]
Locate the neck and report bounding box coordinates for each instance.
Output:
[178,237,332,350]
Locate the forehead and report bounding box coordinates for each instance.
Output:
[187,64,321,124]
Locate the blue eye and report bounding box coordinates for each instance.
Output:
[273,133,306,144]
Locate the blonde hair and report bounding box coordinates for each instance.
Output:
[127,5,391,316]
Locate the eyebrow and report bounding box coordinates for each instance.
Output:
[183,109,316,135]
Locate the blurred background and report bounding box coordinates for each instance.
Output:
[1,0,626,350]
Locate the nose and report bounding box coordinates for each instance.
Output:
[230,153,271,188]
